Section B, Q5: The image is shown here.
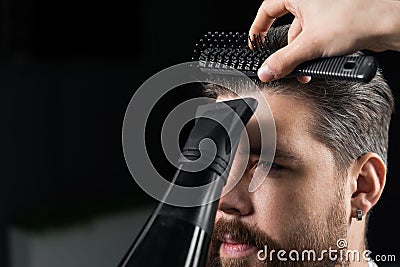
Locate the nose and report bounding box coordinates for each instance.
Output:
[218,164,254,217]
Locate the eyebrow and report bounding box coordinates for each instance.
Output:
[273,149,304,164]
[249,146,304,165]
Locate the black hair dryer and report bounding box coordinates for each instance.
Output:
[118,97,257,267]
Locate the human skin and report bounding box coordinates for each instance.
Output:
[210,92,386,266]
[249,0,400,82]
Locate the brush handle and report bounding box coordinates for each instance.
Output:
[198,53,377,83]
[289,55,377,83]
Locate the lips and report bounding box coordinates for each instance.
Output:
[219,234,258,258]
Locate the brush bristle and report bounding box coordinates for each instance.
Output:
[193,25,290,77]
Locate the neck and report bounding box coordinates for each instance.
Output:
[346,218,370,266]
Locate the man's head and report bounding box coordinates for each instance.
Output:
[204,27,394,267]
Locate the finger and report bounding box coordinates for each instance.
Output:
[258,32,321,82]
[249,0,291,48]
[296,76,312,83]
[287,17,302,44]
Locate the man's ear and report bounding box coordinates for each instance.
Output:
[350,153,386,221]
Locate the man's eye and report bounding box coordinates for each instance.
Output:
[256,161,284,172]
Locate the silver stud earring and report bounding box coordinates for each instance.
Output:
[356,208,363,221]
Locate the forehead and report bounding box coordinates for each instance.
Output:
[261,92,314,140]
[217,92,314,144]
[216,92,335,163]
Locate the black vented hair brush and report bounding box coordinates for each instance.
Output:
[193,25,377,83]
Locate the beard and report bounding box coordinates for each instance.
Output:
[206,197,348,267]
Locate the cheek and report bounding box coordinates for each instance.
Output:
[251,182,307,241]
[251,178,336,242]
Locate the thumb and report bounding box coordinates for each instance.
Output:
[258,32,320,82]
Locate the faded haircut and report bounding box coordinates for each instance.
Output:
[203,26,395,171]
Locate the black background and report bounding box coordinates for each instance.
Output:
[1,1,399,266]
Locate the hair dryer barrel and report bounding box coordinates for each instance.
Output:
[118,97,257,267]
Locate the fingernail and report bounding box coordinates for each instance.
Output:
[258,64,274,82]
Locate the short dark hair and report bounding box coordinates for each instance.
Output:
[203,26,395,170]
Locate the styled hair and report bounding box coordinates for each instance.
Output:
[203,26,395,170]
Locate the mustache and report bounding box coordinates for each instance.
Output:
[207,218,285,267]
[211,218,282,251]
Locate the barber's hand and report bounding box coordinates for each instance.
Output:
[250,0,399,82]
